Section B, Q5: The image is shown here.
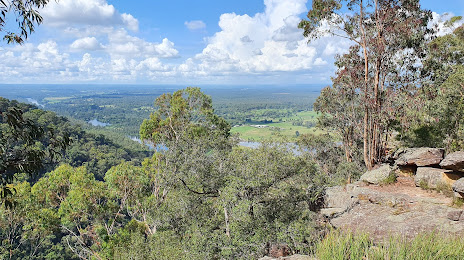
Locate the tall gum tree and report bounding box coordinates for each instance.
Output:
[299,0,432,169]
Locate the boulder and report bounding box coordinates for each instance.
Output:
[394,148,444,167]
[360,164,394,185]
[452,178,464,197]
[440,151,464,172]
[322,185,360,218]
[414,167,461,189]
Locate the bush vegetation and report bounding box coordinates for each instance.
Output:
[315,230,464,260]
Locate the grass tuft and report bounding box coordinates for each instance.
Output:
[315,229,464,260]
[380,171,397,186]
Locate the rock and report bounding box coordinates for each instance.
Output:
[414,167,461,189]
[442,172,464,186]
[447,210,463,221]
[440,151,464,172]
[268,244,290,258]
[455,191,464,199]
[325,186,354,208]
[395,165,417,177]
[395,148,444,167]
[320,208,346,217]
[360,164,394,185]
[452,178,464,194]
[323,185,360,218]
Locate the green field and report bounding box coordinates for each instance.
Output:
[231,110,324,141]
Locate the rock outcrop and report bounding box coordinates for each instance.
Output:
[440,151,464,172]
[414,167,461,188]
[453,178,464,198]
[319,148,464,244]
[394,148,444,167]
[323,178,464,242]
[360,164,394,185]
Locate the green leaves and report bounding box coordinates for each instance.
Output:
[140,87,231,148]
[402,23,464,150]
[0,99,71,204]
[1,0,51,44]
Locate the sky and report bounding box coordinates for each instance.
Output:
[0,0,462,85]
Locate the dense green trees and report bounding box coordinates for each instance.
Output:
[0,97,150,208]
[0,89,331,259]
[400,20,464,151]
[0,98,70,206]
[300,0,432,169]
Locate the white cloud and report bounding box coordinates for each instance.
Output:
[70,37,103,51]
[177,0,345,79]
[121,13,139,32]
[106,29,179,59]
[0,0,352,84]
[42,0,139,32]
[185,20,206,31]
[430,12,464,37]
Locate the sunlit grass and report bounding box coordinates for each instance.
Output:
[315,229,464,260]
[230,110,324,141]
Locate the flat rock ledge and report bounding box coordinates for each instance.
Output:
[322,179,464,242]
[440,151,464,172]
[453,178,464,198]
[414,167,462,189]
[394,147,444,167]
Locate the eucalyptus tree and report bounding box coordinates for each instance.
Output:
[140,87,233,198]
[418,21,464,150]
[300,0,433,168]
[0,98,70,207]
[0,0,52,44]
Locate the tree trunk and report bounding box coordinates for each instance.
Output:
[360,0,372,170]
[224,207,230,238]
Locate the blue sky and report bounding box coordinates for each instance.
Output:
[0,0,462,85]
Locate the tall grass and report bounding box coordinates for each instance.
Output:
[315,229,464,260]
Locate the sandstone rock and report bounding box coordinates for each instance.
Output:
[320,208,346,217]
[447,210,463,221]
[442,172,463,186]
[452,178,464,194]
[440,151,464,172]
[395,148,444,167]
[325,186,354,208]
[360,164,394,185]
[455,191,464,199]
[323,185,360,218]
[395,165,417,177]
[414,167,460,189]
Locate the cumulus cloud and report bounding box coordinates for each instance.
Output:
[106,29,179,59]
[185,20,206,31]
[70,37,104,51]
[177,0,346,79]
[0,0,352,83]
[42,0,139,32]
